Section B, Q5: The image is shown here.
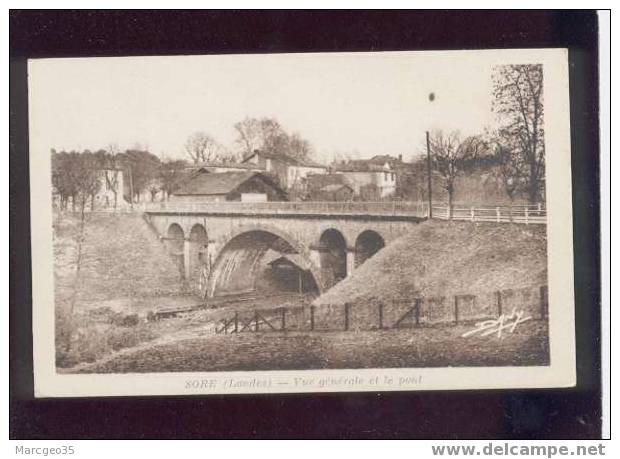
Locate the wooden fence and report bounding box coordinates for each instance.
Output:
[432,204,546,225]
[214,285,549,334]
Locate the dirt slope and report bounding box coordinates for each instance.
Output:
[315,220,547,305]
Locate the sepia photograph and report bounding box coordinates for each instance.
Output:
[28,48,576,397]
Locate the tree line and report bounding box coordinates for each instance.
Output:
[425,64,545,212]
[52,116,316,212]
[52,64,544,212]
[52,147,189,212]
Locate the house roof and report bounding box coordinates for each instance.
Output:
[267,254,312,271]
[173,171,284,196]
[242,150,326,169]
[320,184,353,192]
[196,162,265,171]
[334,159,392,173]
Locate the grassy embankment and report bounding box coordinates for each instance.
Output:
[316,219,547,305]
[54,212,189,367]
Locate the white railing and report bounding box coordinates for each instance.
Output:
[432,204,546,225]
[143,200,430,217]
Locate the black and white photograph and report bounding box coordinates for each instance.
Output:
[27,48,576,397]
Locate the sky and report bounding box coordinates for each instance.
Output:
[29,51,505,164]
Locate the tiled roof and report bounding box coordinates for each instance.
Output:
[196,162,265,170]
[173,171,276,196]
[333,160,390,172]
[242,151,326,169]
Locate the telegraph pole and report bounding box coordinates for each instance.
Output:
[426,130,433,218]
[425,92,435,219]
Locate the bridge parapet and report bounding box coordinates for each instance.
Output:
[144,200,429,219]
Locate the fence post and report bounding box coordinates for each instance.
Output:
[310,305,315,331]
[470,207,475,222]
[525,206,529,225]
[454,296,459,324]
[414,298,421,327]
[537,202,542,214]
[254,311,260,332]
[496,206,500,223]
[378,302,384,329]
[234,312,238,333]
[496,291,502,317]
[280,307,286,331]
[344,302,350,331]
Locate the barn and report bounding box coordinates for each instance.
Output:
[170,170,288,203]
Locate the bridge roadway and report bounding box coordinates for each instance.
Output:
[144,201,429,298]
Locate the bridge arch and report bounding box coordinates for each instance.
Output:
[208,224,323,298]
[318,228,348,285]
[354,230,385,267]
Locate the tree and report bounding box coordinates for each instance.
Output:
[233,116,314,161]
[119,149,160,202]
[94,144,122,209]
[52,151,79,210]
[287,132,313,161]
[429,130,486,218]
[159,158,188,200]
[492,64,545,203]
[493,142,526,204]
[71,152,102,216]
[184,132,226,164]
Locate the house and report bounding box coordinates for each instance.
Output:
[169,170,288,203]
[241,150,327,189]
[309,183,354,202]
[333,159,397,198]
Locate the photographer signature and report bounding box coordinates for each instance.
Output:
[461,308,532,339]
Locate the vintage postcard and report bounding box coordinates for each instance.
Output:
[29,48,575,397]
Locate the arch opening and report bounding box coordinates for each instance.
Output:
[166,223,185,278]
[210,230,320,299]
[354,230,385,267]
[318,229,348,285]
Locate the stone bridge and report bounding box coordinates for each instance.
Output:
[144,201,428,298]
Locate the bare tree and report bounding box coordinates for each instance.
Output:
[233,117,282,157]
[184,132,226,164]
[233,117,314,161]
[287,132,313,161]
[494,142,526,205]
[492,64,545,203]
[102,144,122,210]
[159,158,188,200]
[429,130,486,218]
